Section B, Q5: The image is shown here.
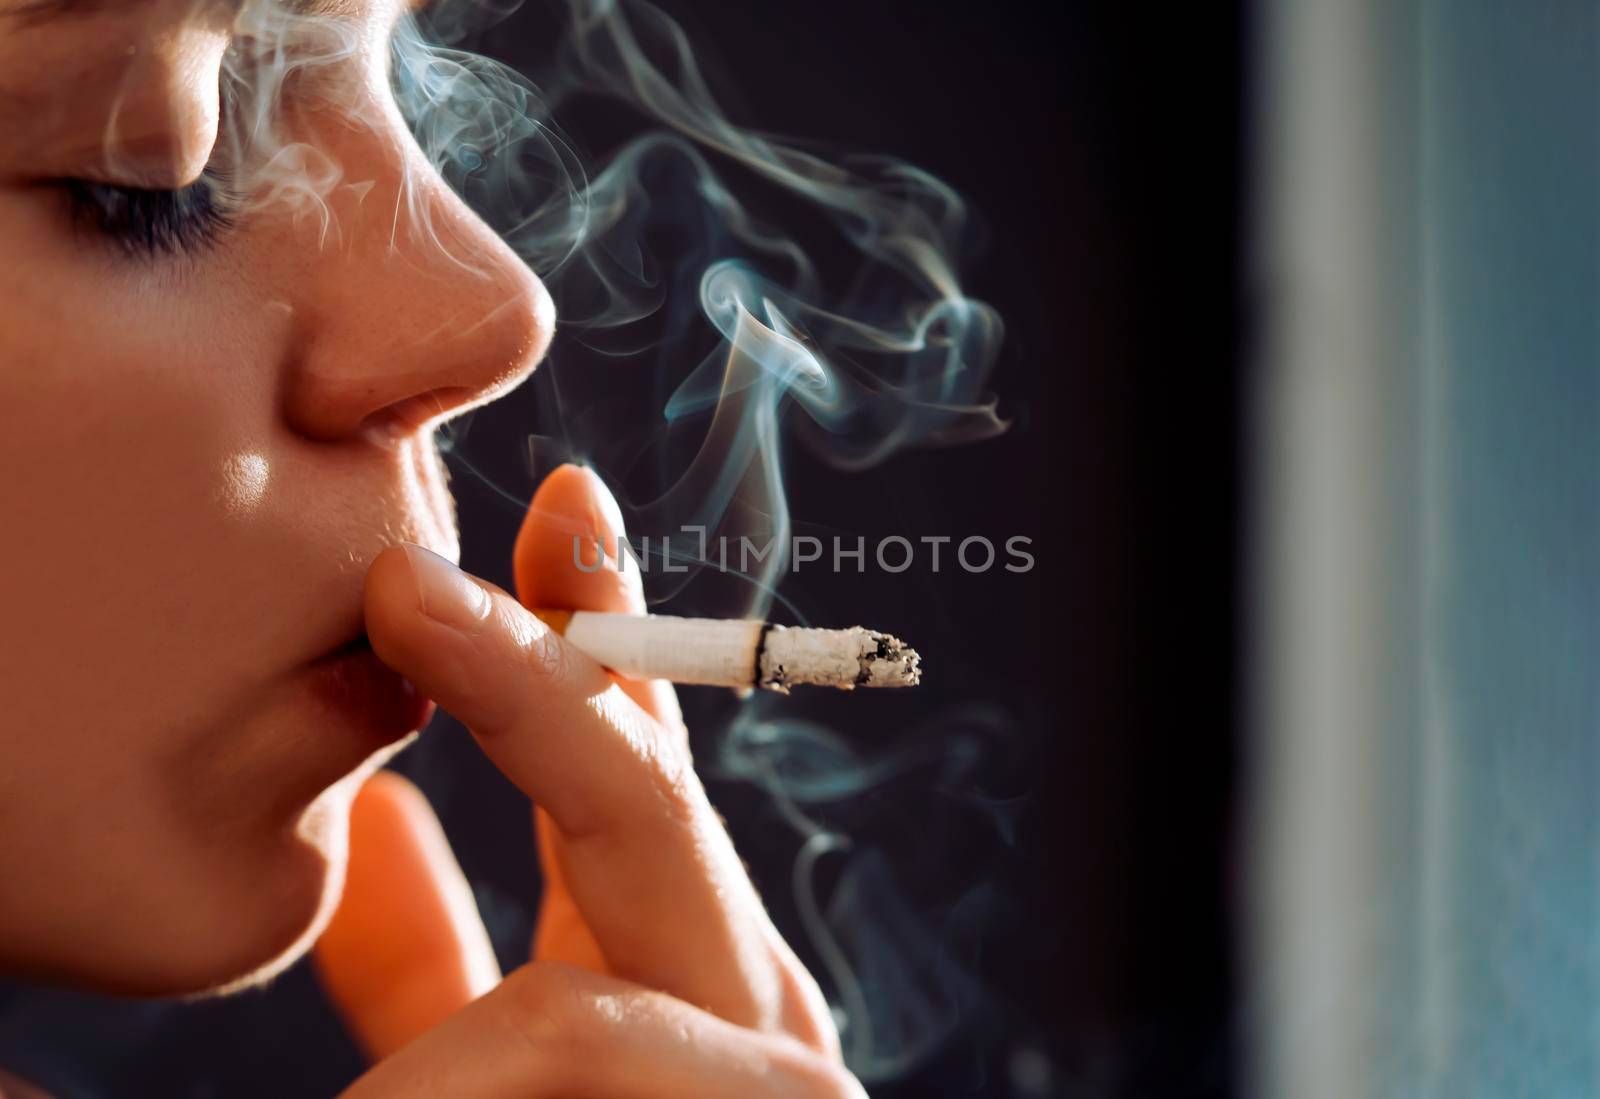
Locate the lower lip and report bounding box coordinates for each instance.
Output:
[308,642,435,744]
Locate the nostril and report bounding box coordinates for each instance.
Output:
[359,388,476,442]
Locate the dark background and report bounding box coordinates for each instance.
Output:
[0,2,1244,1096]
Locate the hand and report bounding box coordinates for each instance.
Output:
[314,466,860,1097]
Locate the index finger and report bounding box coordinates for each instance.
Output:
[362,544,798,1033]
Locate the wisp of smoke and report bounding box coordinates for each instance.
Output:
[712,698,1022,1081]
[384,0,1007,613]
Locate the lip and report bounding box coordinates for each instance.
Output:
[308,635,435,745]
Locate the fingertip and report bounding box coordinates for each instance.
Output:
[351,769,429,830]
[363,545,420,638]
[523,464,607,541]
[362,545,487,721]
[537,464,625,535]
[514,463,642,613]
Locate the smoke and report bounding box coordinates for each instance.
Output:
[710,698,1022,1081]
[215,0,1016,1082]
[381,0,1007,613]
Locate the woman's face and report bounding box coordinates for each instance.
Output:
[0,0,551,993]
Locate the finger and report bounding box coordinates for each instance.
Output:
[340,962,867,1099]
[528,809,608,972]
[363,544,783,1030]
[313,771,500,1060]
[512,464,639,616]
[514,464,675,972]
[512,462,682,732]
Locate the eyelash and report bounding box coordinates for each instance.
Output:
[62,171,236,258]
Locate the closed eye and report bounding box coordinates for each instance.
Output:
[62,170,237,257]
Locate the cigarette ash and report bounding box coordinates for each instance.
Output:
[757,626,922,693]
[859,632,922,689]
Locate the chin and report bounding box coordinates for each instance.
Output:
[156,738,414,999]
[178,776,360,999]
[1,723,413,1000]
[69,764,373,1000]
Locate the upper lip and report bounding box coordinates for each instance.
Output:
[310,541,446,666]
[306,541,458,669]
[305,435,460,667]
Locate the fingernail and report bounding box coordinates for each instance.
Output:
[402,544,493,632]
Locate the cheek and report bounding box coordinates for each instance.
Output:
[0,266,279,750]
[0,249,351,989]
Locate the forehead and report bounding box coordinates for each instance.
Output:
[0,1,228,181]
[0,0,390,183]
[0,0,364,22]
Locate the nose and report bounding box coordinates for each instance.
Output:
[278,137,554,442]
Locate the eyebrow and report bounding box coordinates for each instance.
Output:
[1,0,354,26]
[0,0,131,25]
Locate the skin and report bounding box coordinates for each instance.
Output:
[0,0,858,1093]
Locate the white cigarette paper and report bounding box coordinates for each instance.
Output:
[549,611,922,692]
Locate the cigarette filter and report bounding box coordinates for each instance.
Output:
[532,610,922,692]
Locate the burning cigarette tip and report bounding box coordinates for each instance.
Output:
[757,625,922,693]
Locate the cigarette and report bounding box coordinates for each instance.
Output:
[531,610,922,692]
